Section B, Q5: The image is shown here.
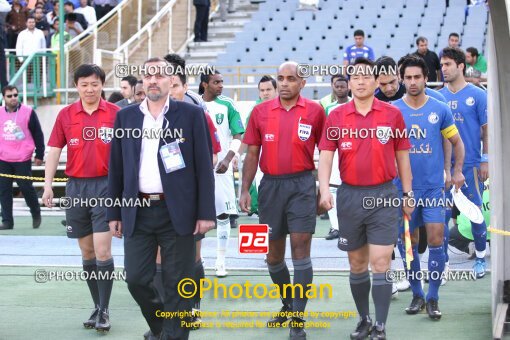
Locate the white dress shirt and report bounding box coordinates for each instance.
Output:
[15,28,46,59]
[138,96,170,193]
[75,5,97,25]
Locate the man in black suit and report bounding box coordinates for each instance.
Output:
[107,57,216,340]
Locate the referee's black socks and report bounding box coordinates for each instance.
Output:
[372,272,392,326]
[292,257,313,314]
[268,261,292,307]
[97,258,114,312]
[83,258,99,308]
[349,271,370,319]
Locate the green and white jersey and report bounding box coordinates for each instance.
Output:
[325,97,352,116]
[203,95,245,166]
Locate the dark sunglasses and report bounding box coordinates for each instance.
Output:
[5,93,18,98]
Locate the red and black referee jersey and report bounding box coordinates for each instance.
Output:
[319,98,411,186]
[48,98,119,178]
[243,96,325,175]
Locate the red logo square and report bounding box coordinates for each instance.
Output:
[238,224,269,254]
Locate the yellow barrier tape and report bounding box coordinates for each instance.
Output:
[488,227,510,236]
[0,173,68,182]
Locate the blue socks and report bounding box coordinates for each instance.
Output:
[471,220,487,255]
[426,245,445,301]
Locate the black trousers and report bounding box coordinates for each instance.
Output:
[0,160,41,226]
[194,5,209,41]
[0,27,7,89]
[95,4,113,21]
[124,200,195,340]
[448,224,472,254]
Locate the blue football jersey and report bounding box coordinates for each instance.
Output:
[394,96,457,189]
[439,83,487,166]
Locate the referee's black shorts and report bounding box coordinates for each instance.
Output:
[336,181,399,251]
[258,171,316,240]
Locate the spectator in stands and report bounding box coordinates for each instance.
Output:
[374,56,405,102]
[343,29,375,67]
[439,32,461,60]
[6,0,29,49]
[219,0,234,21]
[193,0,210,42]
[64,1,87,30]
[42,0,54,14]
[465,47,487,85]
[74,0,96,26]
[414,36,441,83]
[46,0,58,26]
[33,7,49,38]
[107,91,123,103]
[64,13,83,38]
[133,79,145,103]
[0,85,44,230]
[94,0,116,21]
[115,75,137,108]
[50,18,70,53]
[0,0,10,89]
[15,16,46,60]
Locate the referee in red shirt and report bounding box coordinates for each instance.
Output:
[318,58,414,339]
[240,61,325,340]
[42,64,119,332]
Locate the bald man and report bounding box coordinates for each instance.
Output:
[241,62,326,340]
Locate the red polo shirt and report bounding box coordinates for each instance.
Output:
[243,96,325,175]
[48,99,119,178]
[319,98,411,186]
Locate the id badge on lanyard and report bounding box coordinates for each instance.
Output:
[159,116,186,173]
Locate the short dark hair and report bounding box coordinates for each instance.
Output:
[375,56,397,77]
[351,57,377,79]
[65,13,77,22]
[441,47,466,75]
[466,47,479,58]
[64,1,74,8]
[26,16,35,22]
[164,53,186,69]
[258,75,276,89]
[73,64,106,85]
[2,85,18,97]
[353,29,364,37]
[121,75,138,87]
[331,74,348,84]
[416,36,427,45]
[399,54,429,79]
[449,32,460,39]
[397,54,412,68]
[107,91,124,103]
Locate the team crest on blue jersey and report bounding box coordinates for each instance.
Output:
[298,122,312,141]
[98,127,114,144]
[216,113,224,124]
[428,112,439,124]
[466,97,475,106]
[377,126,391,145]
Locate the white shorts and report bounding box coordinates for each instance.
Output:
[215,172,238,216]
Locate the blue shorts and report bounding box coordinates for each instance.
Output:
[398,187,445,234]
[459,165,484,207]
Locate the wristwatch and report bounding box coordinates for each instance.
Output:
[403,191,414,198]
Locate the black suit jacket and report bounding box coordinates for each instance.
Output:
[107,99,216,237]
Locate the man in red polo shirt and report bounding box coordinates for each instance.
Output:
[318,58,414,339]
[42,64,119,333]
[240,61,325,340]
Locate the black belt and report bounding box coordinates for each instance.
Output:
[139,192,165,201]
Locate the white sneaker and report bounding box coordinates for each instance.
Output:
[396,278,411,292]
[391,283,399,299]
[441,261,450,286]
[215,262,228,277]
